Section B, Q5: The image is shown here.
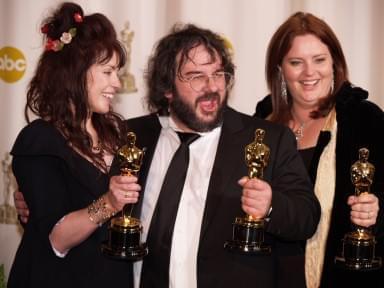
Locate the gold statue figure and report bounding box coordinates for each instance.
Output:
[1,152,18,224]
[245,129,270,222]
[335,147,382,270]
[351,148,374,196]
[101,131,148,260]
[245,129,270,180]
[117,132,143,177]
[224,128,272,254]
[349,147,375,239]
[116,132,143,223]
[118,21,137,93]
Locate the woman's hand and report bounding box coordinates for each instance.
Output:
[105,175,141,212]
[348,193,379,227]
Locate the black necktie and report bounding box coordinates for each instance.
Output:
[140,132,200,288]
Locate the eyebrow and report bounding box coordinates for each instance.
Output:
[312,54,329,58]
[103,64,118,69]
[182,68,224,76]
[287,53,329,59]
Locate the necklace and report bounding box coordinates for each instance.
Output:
[291,110,312,141]
[294,123,305,141]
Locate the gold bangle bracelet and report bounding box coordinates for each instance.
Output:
[87,195,116,225]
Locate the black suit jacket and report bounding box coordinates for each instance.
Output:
[126,107,320,288]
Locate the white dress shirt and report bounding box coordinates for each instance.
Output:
[134,116,221,288]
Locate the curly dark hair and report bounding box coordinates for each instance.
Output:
[145,23,235,115]
[265,12,349,124]
[26,2,128,170]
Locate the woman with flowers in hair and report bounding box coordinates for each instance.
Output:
[8,2,138,287]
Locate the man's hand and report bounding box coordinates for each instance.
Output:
[238,176,272,219]
[14,190,29,224]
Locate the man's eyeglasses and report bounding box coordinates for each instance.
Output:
[179,72,234,92]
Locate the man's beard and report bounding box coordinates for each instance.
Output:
[170,91,227,132]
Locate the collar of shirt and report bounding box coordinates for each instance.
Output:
[133,115,221,288]
[159,114,220,136]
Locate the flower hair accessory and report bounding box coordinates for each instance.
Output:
[44,28,77,52]
[73,13,83,23]
[42,12,83,52]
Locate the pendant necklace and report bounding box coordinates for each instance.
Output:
[294,122,305,141]
[291,111,312,141]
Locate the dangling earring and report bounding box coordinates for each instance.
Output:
[278,66,288,104]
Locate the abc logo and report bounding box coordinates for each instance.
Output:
[0,46,27,83]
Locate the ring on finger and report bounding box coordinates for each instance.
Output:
[367,211,371,219]
[124,192,129,198]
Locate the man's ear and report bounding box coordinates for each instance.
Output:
[165,91,173,101]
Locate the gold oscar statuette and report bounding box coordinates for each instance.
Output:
[118,21,137,94]
[224,128,271,254]
[101,132,148,260]
[335,147,382,270]
[1,153,18,225]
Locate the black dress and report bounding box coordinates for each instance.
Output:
[8,119,133,288]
